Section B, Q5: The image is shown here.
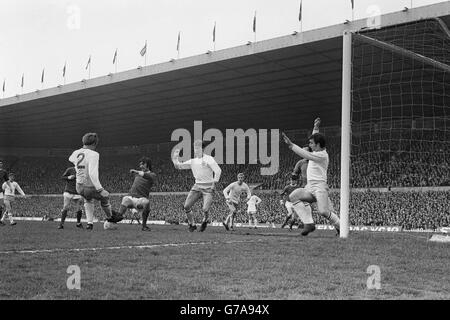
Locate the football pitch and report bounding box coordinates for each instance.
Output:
[0,221,448,300]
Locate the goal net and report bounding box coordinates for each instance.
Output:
[340,18,450,237]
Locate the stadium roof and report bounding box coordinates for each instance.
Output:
[1,1,450,148]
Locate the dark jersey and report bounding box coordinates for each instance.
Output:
[292,160,308,187]
[280,184,298,201]
[62,167,78,195]
[129,170,156,199]
[0,169,8,193]
[0,169,8,184]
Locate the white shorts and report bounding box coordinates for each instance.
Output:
[122,196,149,209]
[305,181,329,197]
[63,192,82,201]
[247,210,257,214]
[284,201,294,215]
[0,192,3,200]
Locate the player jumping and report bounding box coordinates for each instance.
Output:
[116,157,156,231]
[172,140,221,232]
[222,173,251,231]
[282,119,340,236]
[68,132,121,230]
[58,164,85,229]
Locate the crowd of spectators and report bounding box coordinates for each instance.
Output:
[11,190,450,231]
[2,131,448,194]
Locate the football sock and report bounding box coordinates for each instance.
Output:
[326,211,340,228]
[76,210,83,223]
[142,208,149,227]
[60,209,68,224]
[202,210,209,223]
[225,213,233,225]
[185,209,194,226]
[84,202,95,224]
[293,202,314,224]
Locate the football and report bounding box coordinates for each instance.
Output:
[103,221,118,230]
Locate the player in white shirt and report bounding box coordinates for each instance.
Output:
[247,194,261,229]
[172,140,222,232]
[222,173,251,231]
[68,133,121,230]
[1,173,27,226]
[282,119,341,236]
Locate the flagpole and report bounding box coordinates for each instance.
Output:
[254,11,257,43]
[213,22,216,52]
[145,41,147,66]
[116,48,118,73]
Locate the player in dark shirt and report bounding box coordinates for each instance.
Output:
[57,166,84,229]
[0,159,8,222]
[117,157,156,231]
[280,175,303,229]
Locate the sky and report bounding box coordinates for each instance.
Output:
[0,0,446,98]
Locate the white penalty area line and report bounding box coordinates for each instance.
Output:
[0,239,265,255]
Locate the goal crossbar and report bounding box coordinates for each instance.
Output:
[353,33,450,73]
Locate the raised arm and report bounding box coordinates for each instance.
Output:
[282,132,323,162]
[172,149,192,170]
[312,117,321,135]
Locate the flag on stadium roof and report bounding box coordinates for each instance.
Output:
[113,49,118,64]
[21,73,24,88]
[299,1,302,22]
[62,62,66,77]
[85,55,91,70]
[213,22,216,43]
[351,0,354,9]
[253,11,256,33]
[41,68,45,83]
[140,41,147,56]
[177,31,181,52]
[2,79,5,92]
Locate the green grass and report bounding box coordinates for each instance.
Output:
[0,221,448,300]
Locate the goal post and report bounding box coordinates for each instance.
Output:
[340,30,352,239]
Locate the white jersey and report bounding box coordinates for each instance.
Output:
[69,148,103,190]
[306,150,329,183]
[247,195,261,212]
[2,181,25,197]
[223,182,251,204]
[173,154,221,188]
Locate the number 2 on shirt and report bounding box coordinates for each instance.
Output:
[76,153,85,169]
